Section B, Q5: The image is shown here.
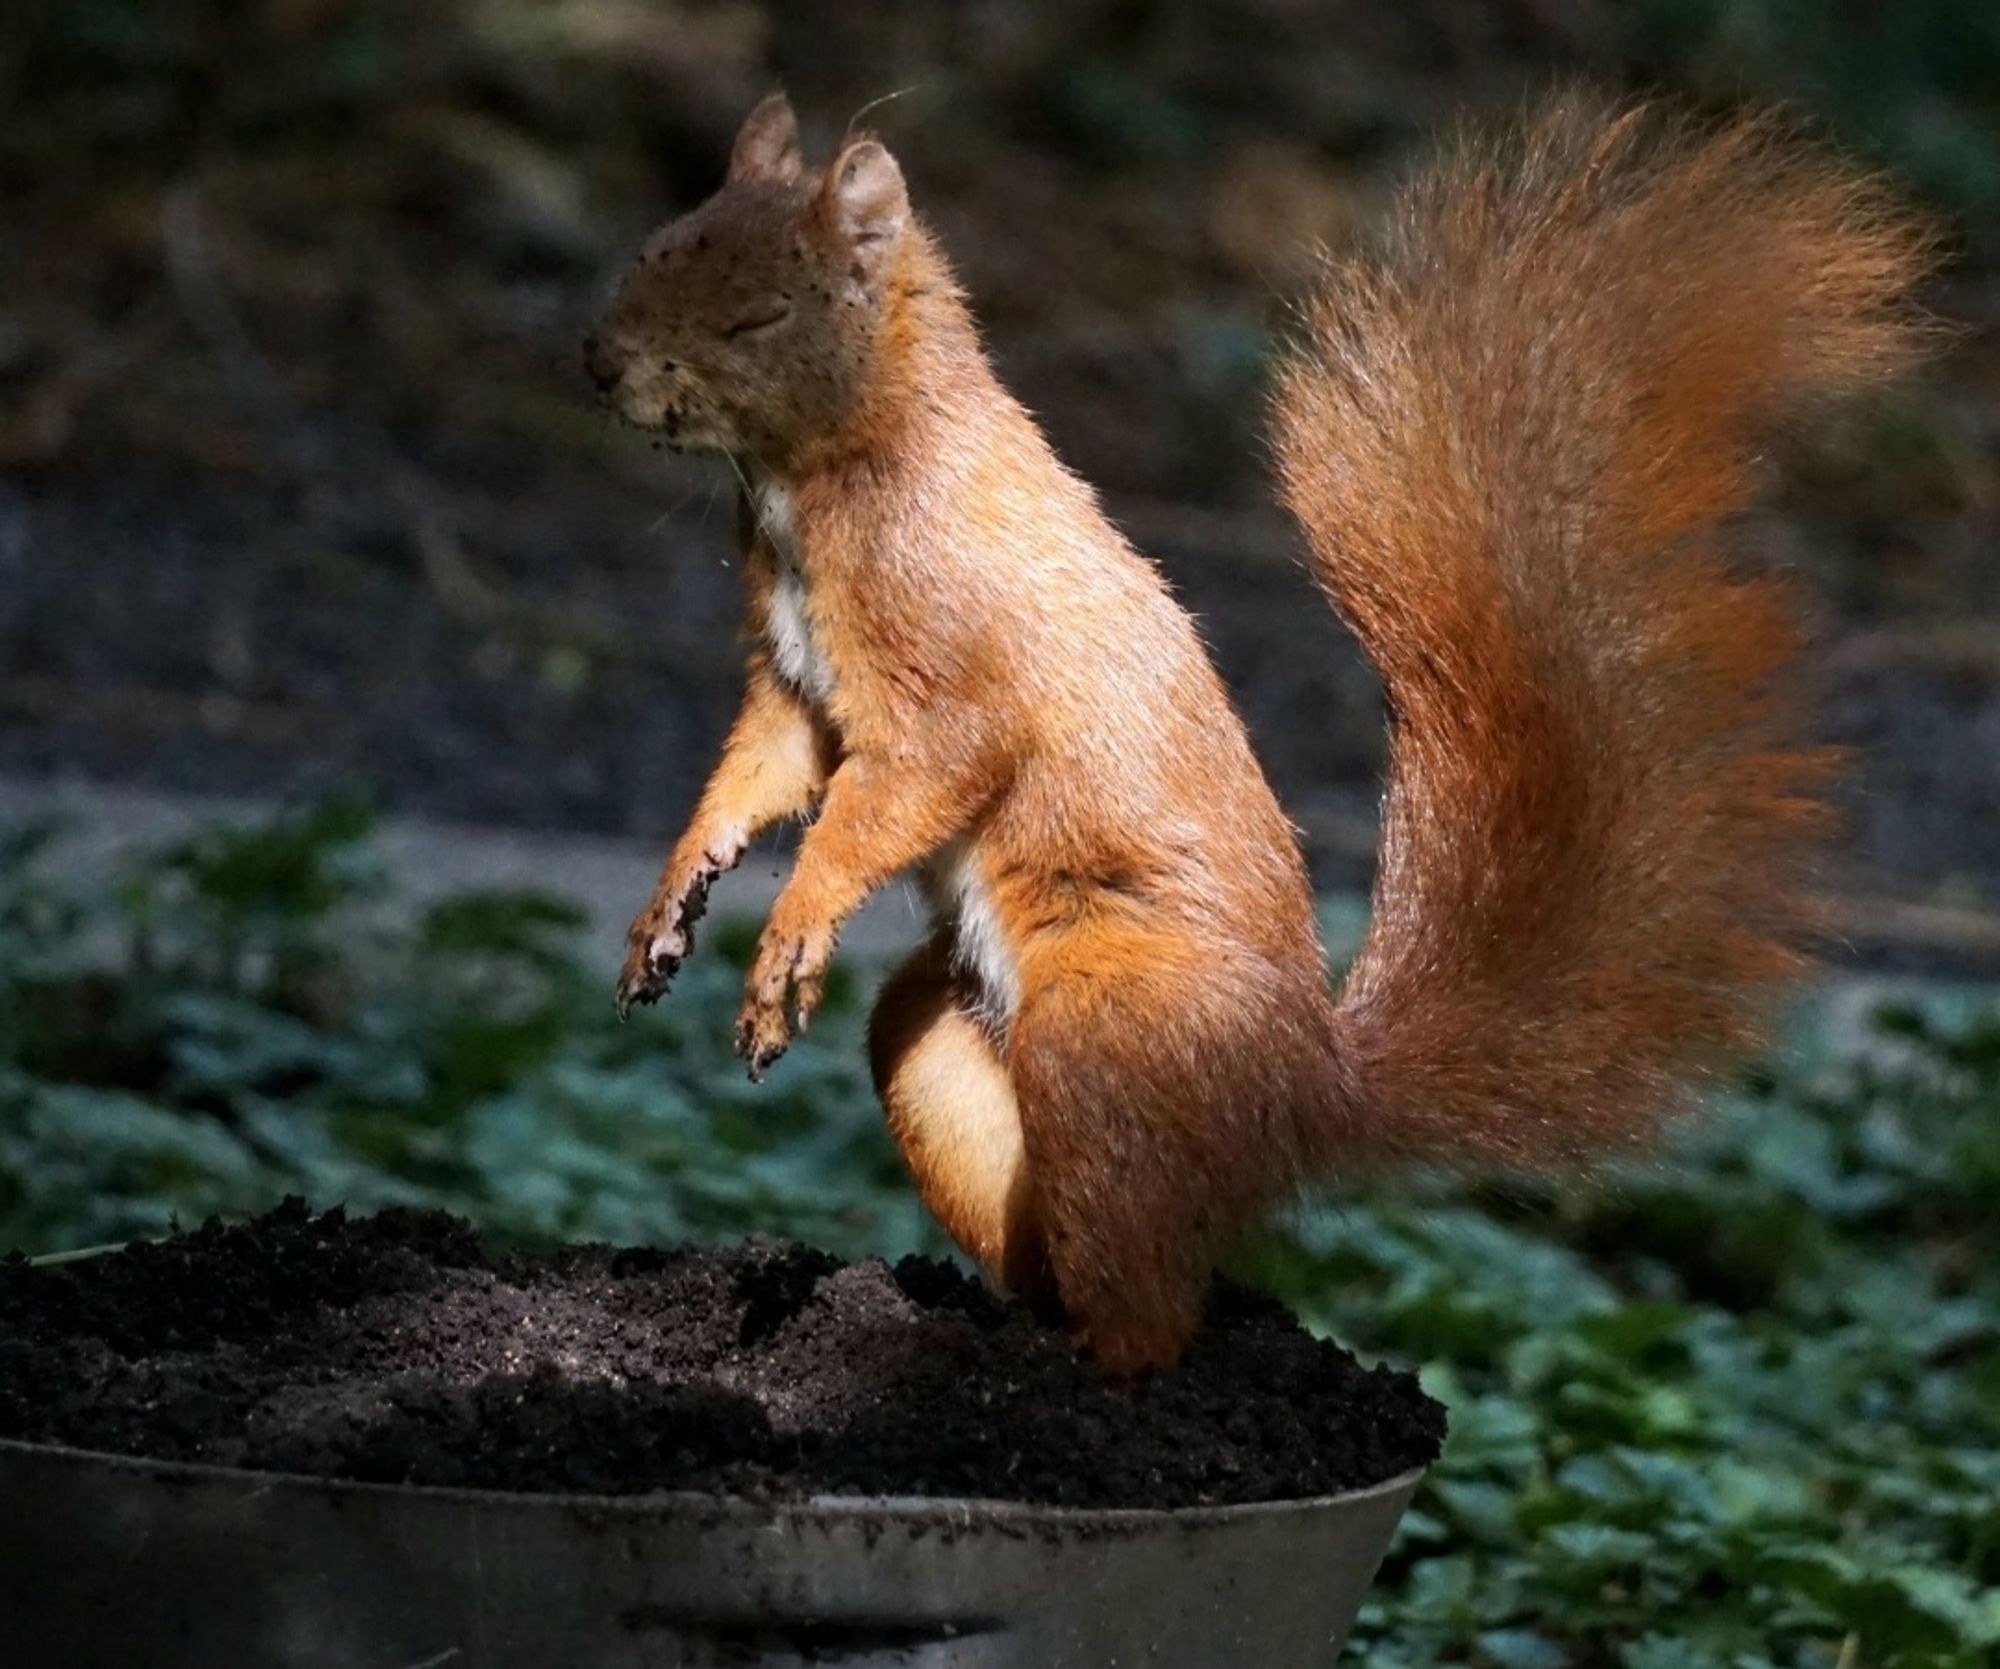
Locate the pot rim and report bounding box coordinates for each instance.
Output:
[0,1434,1425,1531]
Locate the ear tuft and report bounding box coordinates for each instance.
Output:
[821,139,909,282]
[728,93,802,185]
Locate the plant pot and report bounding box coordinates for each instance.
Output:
[0,1436,1420,1667]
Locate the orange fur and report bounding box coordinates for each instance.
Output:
[1272,101,1932,1172]
[588,94,1932,1372]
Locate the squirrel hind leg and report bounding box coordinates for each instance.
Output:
[1010,1025,1208,1374]
[869,939,1051,1302]
[876,928,1326,1376]
[1008,929,1304,1376]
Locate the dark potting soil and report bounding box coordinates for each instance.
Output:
[0,1200,1443,1510]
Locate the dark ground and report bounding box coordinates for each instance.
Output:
[0,1200,1445,1506]
[3,3,1996,922]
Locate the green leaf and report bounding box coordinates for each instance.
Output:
[1477,1629,1569,1669]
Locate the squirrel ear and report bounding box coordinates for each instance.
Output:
[728,93,803,185]
[820,139,908,285]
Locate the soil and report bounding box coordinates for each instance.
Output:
[0,1199,1445,1510]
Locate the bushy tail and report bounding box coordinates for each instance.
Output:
[1273,97,1933,1168]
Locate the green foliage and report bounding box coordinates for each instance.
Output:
[0,808,931,1259]
[1245,987,2000,1669]
[2,809,1996,1668]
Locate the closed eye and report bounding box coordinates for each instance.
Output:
[724,302,794,340]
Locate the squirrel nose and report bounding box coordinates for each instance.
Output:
[582,332,621,396]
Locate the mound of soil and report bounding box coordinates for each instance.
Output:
[0,1200,1442,1510]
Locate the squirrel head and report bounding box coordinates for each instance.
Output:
[584,94,912,459]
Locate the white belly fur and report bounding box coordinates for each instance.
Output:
[925,837,1021,1031]
[755,480,835,705]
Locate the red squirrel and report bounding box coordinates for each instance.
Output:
[583,94,1930,1372]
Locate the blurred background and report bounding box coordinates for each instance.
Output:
[3,0,1997,966]
[5,10,2000,1662]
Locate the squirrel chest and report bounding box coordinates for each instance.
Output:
[755,481,837,707]
[752,478,1020,1029]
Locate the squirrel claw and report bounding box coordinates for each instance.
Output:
[736,1033,787,1084]
[614,941,682,1018]
[733,1004,791,1082]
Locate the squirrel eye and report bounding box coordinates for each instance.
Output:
[724,302,794,340]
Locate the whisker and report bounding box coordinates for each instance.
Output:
[723,451,780,548]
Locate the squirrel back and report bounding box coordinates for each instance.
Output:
[1275,99,1933,1168]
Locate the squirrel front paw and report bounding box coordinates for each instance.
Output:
[615,923,684,1019]
[733,919,835,1080]
[614,851,732,1018]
